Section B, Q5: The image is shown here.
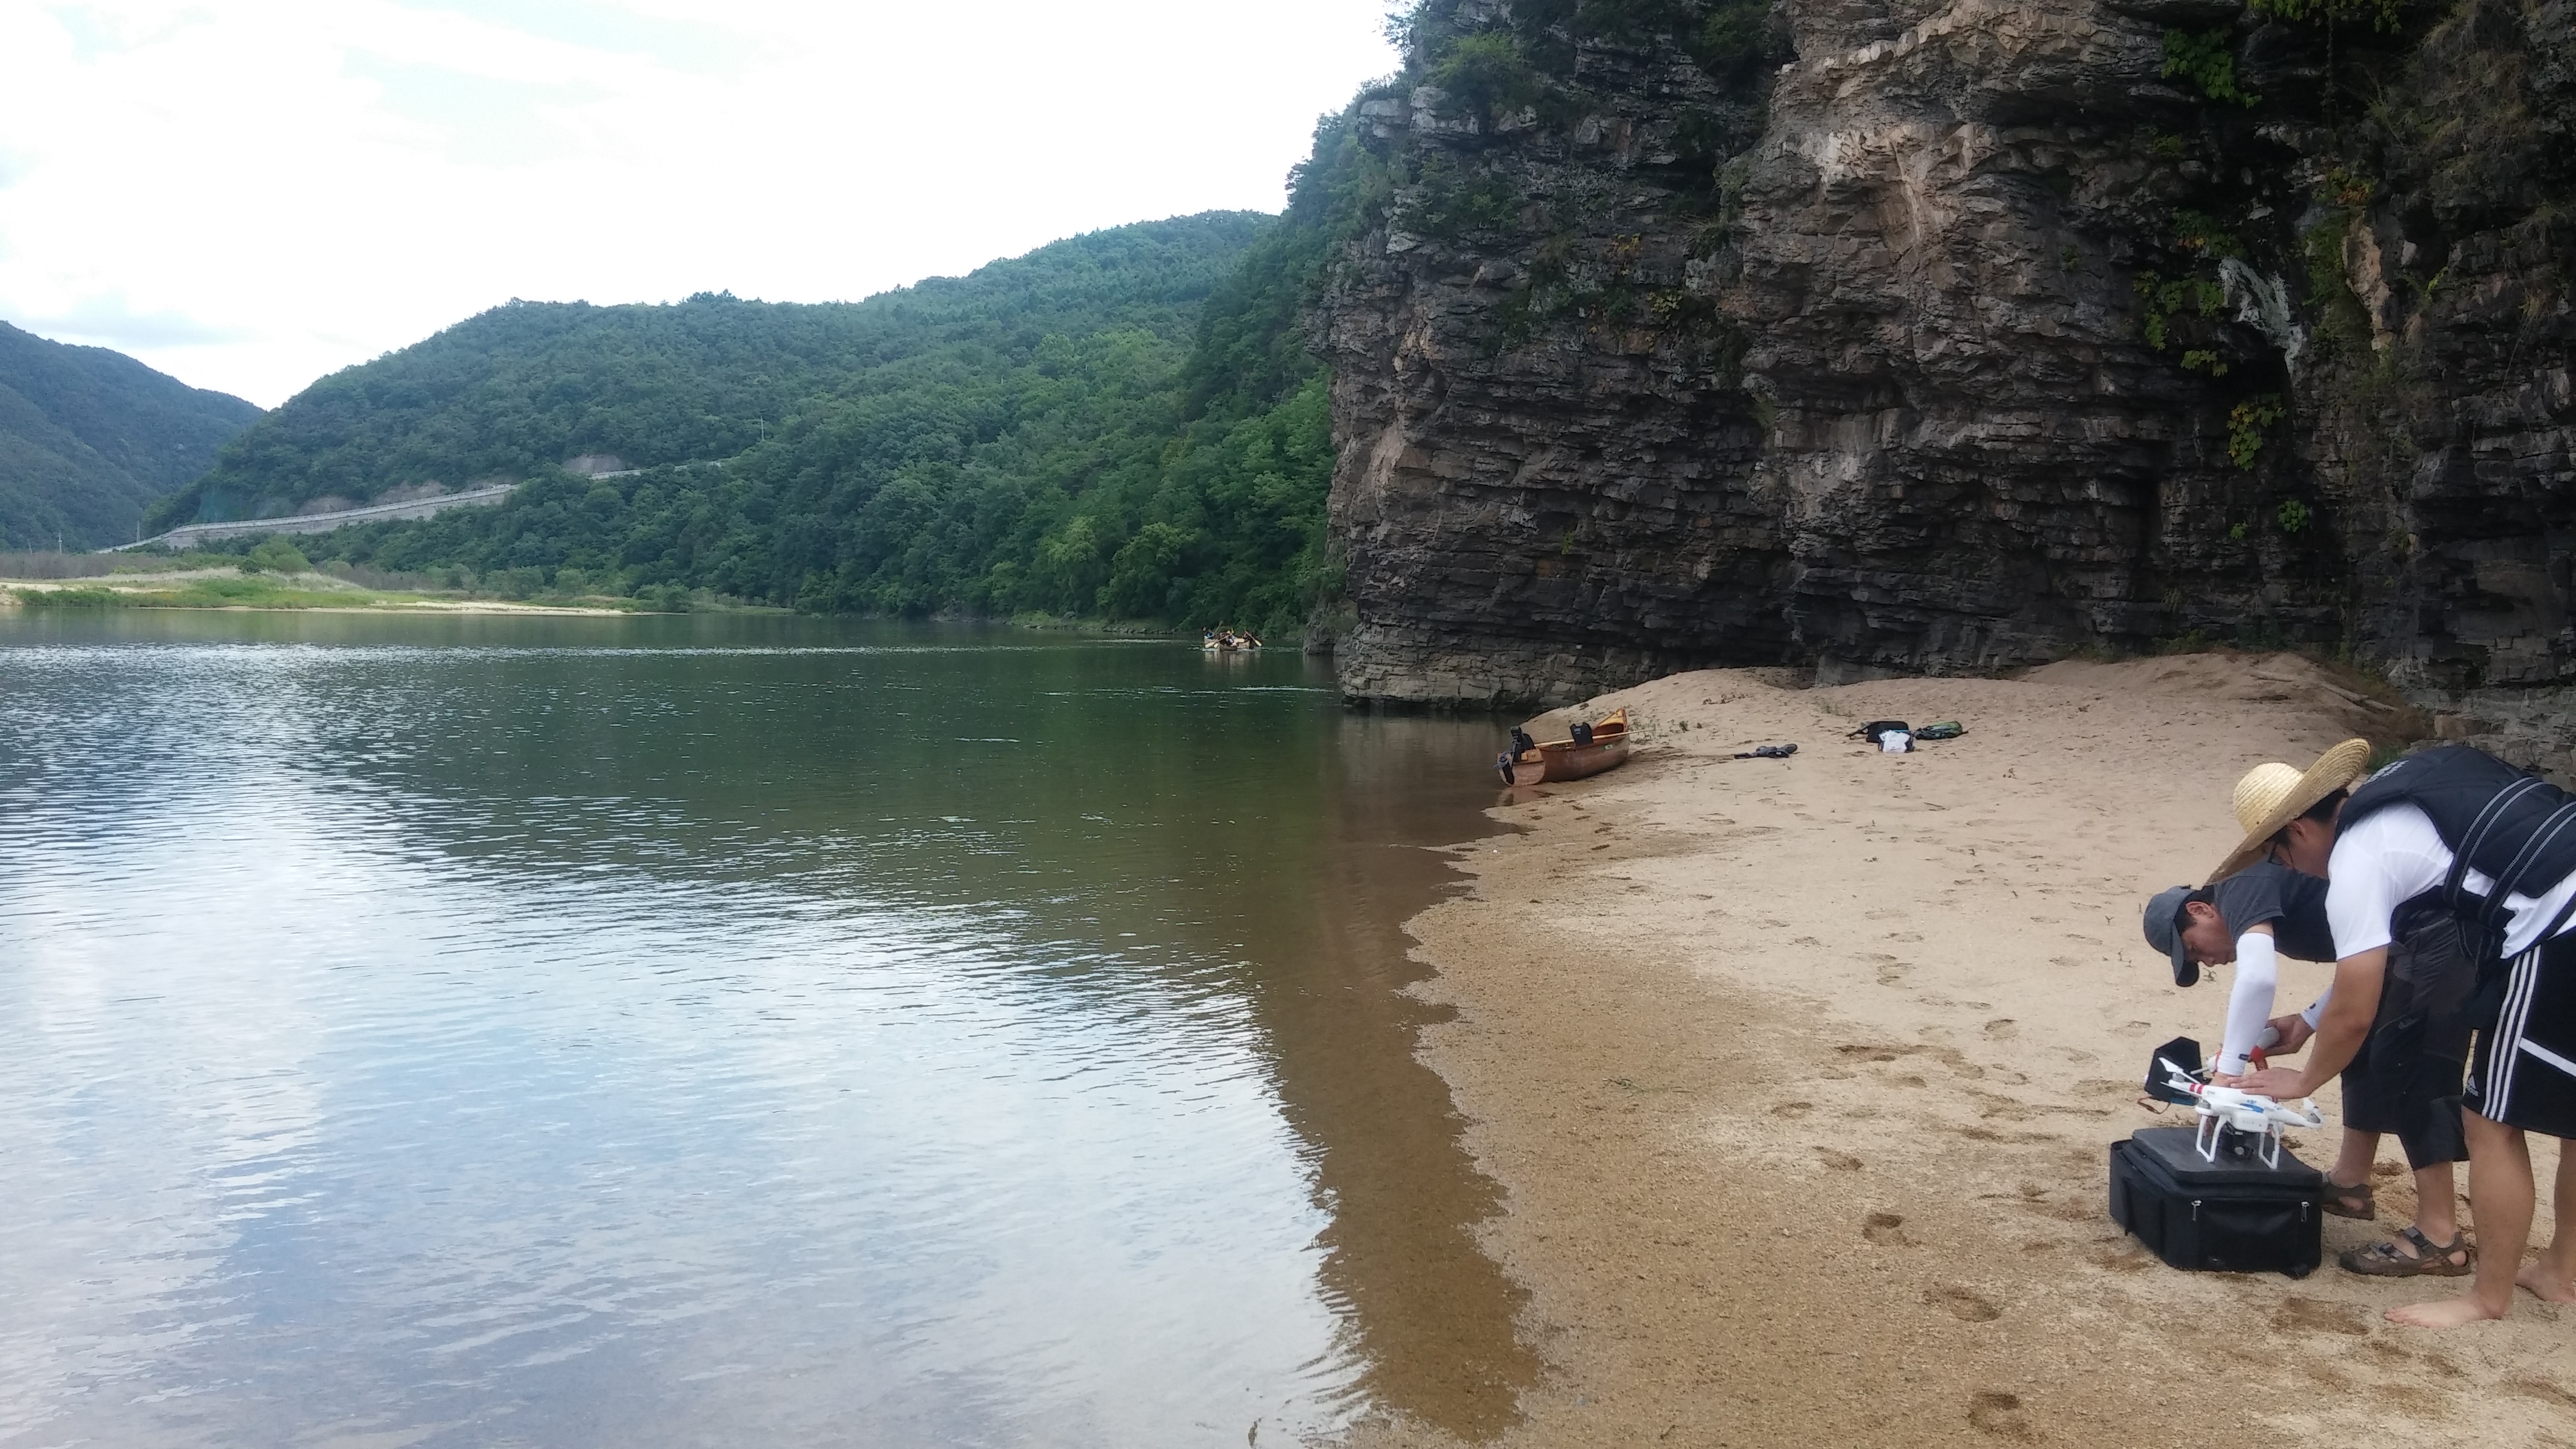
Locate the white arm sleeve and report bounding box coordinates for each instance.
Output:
[2302,985,2333,1029]
[2216,931,2279,1076]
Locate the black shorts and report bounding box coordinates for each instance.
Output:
[2465,932,2576,1139]
[2339,910,2479,1168]
[2341,1024,2467,1169]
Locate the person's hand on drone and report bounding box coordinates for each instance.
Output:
[2234,1066,2308,1099]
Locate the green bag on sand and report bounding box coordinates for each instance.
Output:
[1913,721,1965,741]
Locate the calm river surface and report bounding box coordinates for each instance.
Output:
[0,612,1532,1448]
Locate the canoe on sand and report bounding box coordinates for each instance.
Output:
[1508,708,1630,783]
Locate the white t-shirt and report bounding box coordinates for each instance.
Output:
[2326,803,2576,959]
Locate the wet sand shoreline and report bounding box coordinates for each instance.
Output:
[1350,655,2572,1448]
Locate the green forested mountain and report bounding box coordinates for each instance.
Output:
[0,321,262,549]
[170,211,1360,632]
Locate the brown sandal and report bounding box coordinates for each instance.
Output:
[2339,1227,2475,1277]
[2319,1177,2375,1220]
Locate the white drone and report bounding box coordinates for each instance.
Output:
[2155,1057,2325,1168]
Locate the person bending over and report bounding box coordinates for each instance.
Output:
[2144,837,2468,1276]
[2235,742,2576,1326]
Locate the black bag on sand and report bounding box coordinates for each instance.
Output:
[2108,1126,2323,1277]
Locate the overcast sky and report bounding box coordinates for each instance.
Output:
[0,1,1400,407]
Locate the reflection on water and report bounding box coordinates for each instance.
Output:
[0,612,1533,1447]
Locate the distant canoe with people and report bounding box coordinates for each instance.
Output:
[1201,628,1263,653]
[1503,708,1630,784]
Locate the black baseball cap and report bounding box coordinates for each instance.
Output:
[2142,885,2198,988]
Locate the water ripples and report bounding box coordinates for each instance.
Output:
[1,616,1520,1448]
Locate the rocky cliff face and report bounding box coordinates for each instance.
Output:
[1319,0,2576,747]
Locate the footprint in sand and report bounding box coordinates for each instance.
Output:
[1836,1044,1921,1062]
[1983,1019,2018,1038]
[2270,1297,2370,1336]
[1814,1147,1863,1172]
[1862,1211,1911,1246]
[1967,1391,2032,1440]
[1877,964,1912,986]
[1770,1100,1814,1118]
[2505,1377,2576,1409]
[1928,1285,2003,1322]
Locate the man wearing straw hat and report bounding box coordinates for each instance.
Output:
[2156,741,2471,1277]
[2232,741,2576,1328]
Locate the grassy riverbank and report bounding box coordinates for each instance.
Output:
[1,554,679,615]
[1,552,1224,629]
[5,572,639,614]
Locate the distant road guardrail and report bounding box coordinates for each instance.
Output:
[106,482,520,553]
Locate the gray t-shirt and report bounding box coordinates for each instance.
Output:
[2211,859,2335,963]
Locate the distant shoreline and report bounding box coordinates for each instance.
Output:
[2,570,648,617]
[2,567,1245,632]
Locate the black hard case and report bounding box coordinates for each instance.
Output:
[2108,1125,2323,1277]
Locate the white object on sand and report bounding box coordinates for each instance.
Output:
[2155,1057,2323,1168]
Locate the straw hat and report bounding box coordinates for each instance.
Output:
[2204,738,2372,884]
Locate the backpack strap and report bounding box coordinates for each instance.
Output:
[2444,777,2548,931]
[2486,799,2576,920]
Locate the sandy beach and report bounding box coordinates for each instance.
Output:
[1354,654,2574,1448]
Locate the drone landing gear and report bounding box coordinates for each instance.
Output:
[2194,1115,2288,1170]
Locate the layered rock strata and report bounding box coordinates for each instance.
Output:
[1319,0,2576,724]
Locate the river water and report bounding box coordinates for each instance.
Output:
[0,612,1533,1448]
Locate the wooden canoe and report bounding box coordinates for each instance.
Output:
[1509,707,1632,783]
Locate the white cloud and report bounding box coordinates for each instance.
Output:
[0,1,1399,407]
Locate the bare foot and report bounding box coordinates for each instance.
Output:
[2517,1263,2576,1303]
[2386,1294,2507,1328]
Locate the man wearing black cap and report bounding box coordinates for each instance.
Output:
[2146,854,2468,1276]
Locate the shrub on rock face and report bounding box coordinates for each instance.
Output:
[1694,0,1789,79]
[1425,32,1546,121]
